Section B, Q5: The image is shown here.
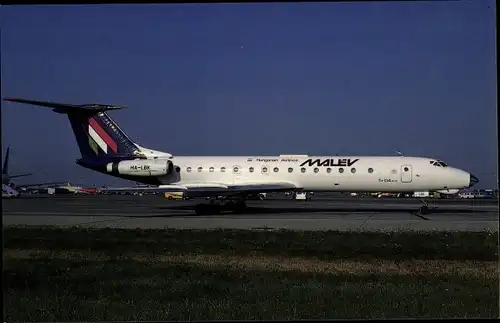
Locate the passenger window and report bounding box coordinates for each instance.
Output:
[187,167,192,172]
[351,168,356,173]
[273,167,279,173]
[404,167,409,172]
[326,168,332,173]
[197,167,202,172]
[301,167,306,173]
[339,168,344,173]
[288,167,293,173]
[262,167,268,173]
[313,168,319,173]
[209,167,214,172]
[368,168,373,173]
[249,167,254,172]
[233,167,239,172]
[221,167,226,172]
[175,166,181,172]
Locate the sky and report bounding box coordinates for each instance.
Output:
[1,1,497,187]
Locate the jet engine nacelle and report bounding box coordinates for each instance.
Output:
[106,159,174,177]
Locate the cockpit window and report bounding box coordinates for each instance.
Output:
[430,160,448,167]
[437,160,448,167]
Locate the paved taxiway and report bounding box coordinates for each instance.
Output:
[2,195,498,231]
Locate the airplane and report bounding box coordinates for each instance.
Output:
[2,146,32,183]
[3,97,479,215]
[2,183,20,198]
[2,145,67,192]
[57,183,100,195]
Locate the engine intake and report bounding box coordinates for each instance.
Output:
[106,159,174,177]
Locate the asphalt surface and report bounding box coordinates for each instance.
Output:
[2,194,498,232]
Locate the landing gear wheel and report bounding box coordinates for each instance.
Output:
[232,201,247,214]
[418,205,429,215]
[194,204,205,215]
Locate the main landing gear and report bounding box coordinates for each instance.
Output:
[194,197,248,215]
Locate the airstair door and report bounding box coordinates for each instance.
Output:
[401,165,412,183]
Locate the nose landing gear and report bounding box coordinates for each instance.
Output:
[418,200,429,215]
[409,199,431,220]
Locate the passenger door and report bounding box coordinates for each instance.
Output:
[400,165,412,183]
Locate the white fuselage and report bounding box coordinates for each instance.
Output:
[152,155,472,193]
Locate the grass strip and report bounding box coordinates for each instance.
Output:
[3,227,498,320]
[4,257,498,321]
[4,226,498,261]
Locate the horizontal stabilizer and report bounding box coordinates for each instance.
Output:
[3,98,127,114]
[16,181,68,189]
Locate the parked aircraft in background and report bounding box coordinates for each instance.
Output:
[2,146,66,191]
[4,97,479,214]
[57,183,100,195]
[2,183,20,198]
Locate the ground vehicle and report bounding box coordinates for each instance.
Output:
[164,192,187,200]
[413,191,430,198]
[294,192,311,201]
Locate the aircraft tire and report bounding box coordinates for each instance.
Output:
[231,201,247,214]
[195,204,207,215]
[419,205,429,215]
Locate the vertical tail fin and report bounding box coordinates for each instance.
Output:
[3,146,10,175]
[68,111,143,161]
[2,146,32,179]
[3,98,146,163]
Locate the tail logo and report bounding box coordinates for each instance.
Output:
[87,117,118,155]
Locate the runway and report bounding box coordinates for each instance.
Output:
[3,194,498,231]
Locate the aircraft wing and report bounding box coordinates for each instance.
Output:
[16,181,68,189]
[9,173,33,179]
[101,181,300,197]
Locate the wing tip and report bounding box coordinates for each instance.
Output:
[4,97,21,102]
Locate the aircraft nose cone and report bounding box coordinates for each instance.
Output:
[469,174,479,188]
